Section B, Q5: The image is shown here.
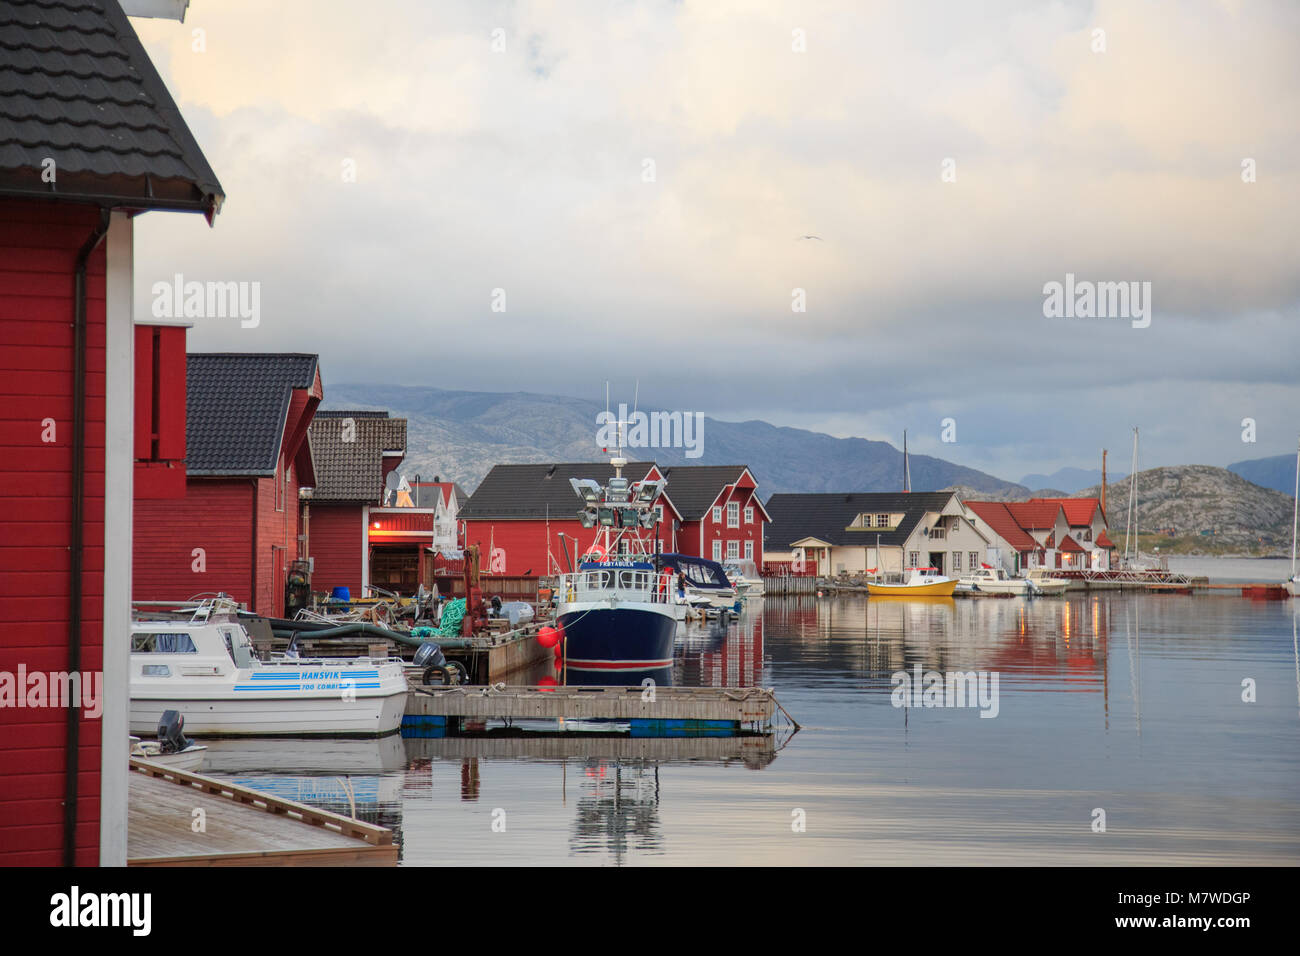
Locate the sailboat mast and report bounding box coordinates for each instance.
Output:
[1124,427,1138,563]
[902,431,911,493]
[1291,436,1299,577]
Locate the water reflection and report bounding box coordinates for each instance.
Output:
[570,761,662,862]
[195,591,1300,866]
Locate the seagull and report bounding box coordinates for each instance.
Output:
[795,235,823,241]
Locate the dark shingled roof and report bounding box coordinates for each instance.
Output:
[0,0,224,217]
[461,462,659,520]
[186,353,318,476]
[764,492,958,551]
[656,464,754,519]
[307,411,407,503]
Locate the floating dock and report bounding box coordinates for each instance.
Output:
[128,758,397,866]
[403,685,780,733]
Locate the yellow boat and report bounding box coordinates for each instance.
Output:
[866,567,958,597]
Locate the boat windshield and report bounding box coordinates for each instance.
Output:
[656,554,731,589]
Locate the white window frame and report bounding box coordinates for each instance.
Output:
[952,551,962,571]
[712,506,722,523]
[969,551,979,570]
[727,502,739,529]
[908,551,920,567]
[744,540,753,561]
[712,540,723,562]
[727,540,739,560]
[744,506,754,524]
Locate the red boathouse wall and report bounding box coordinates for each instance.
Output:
[0,198,108,866]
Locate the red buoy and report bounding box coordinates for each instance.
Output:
[537,626,560,648]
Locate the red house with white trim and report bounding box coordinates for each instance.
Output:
[656,465,769,566]
[0,0,223,866]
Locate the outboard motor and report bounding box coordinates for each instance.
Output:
[157,709,191,754]
[412,640,467,686]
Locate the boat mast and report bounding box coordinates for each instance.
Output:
[1291,436,1299,578]
[902,430,911,493]
[1123,427,1138,565]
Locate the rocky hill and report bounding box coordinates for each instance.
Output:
[1078,465,1295,552]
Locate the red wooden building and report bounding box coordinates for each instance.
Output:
[134,353,321,617]
[655,465,770,566]
[303,410,408,597]
[459,462,769,575]
[0,0,223,865]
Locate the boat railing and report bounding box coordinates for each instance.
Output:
[132,594,243,624]
[557,568,673,605]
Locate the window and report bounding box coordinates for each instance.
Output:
[744,540,753,560]
[875,514,889,528]
[132,632,197,653]
[908,551,920,567]
[712,506,722,523]
[952,551,962,571]
[727,502,739,528]
[969,552,979,570]
[712,540,723,562]
[744,507,754,524]
[654,505,664,523]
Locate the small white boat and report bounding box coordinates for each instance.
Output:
[129,736,207,771]
[1024,568,1071,595]
[959,566,1032,595]
[131,599,408,737]
[128,709,207,770]
[724,559,765,597]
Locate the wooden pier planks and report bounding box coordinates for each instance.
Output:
[127,758,397,866]
[406,685,777,725]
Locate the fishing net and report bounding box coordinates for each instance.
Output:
[436,598,466,637]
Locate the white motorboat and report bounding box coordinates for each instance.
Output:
[129,737,207,771]
[1024,568,1071,595]
[959,566,1032,595]
[128,708,207,770]
[131,599,409,737]
[724,559,765,597]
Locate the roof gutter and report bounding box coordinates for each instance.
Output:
[65,206,112,867]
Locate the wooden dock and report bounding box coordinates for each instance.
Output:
[128,758,397,866]
[405,684,779,729]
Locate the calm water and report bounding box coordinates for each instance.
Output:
[203,562,1300,865]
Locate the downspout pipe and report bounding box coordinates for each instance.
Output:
[66,207,111,867]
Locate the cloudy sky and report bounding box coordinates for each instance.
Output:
[131,0,1300,483]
